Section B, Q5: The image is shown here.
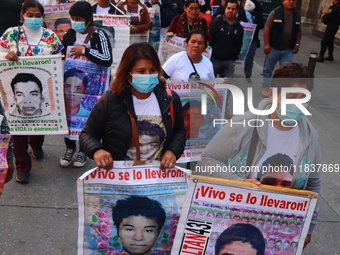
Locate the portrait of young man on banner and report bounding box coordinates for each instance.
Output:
[77,164,188,255]
[9,73,49,117]
[171,178,318,255]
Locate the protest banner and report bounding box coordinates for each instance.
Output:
[0,134,11,196]
[171,175,318,255]
[147,3,161,47]
[77,161,189,255]
[167,80,228,163]
[44,4,73,41]
[93,14,130,74]
[64,47,110,140]
[157,36,212,66]
[236,22,257,64]
[0,55,68,135]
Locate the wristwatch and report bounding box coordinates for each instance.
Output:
[82,47,86,55]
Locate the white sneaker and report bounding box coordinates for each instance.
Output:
[60,148,75,167]
[73,151,87,168]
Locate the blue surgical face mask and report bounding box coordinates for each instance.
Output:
[277,101,309,125]
[129,73,159,94]
[71,21,86,33]
[24,17,43,31]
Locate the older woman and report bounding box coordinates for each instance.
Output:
[80,42,186,170]
[117,0,151,34]
[167,0,210,43]
[163,29,214,82]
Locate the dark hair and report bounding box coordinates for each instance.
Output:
[185,28,208,48]
[215,223,266,255]
[112,196,166,236]
[111,43,165,95]
[11,73,43,93]
[69,1,94,25]
[22,0,44,15]
[183,100,202,113]
[260,153,294,174]
[271,62,314,91]
[184,0,199,7]
[138,120,165,144]
[225,0,240,9]
[64,68,88,89]
[54,18,71,30]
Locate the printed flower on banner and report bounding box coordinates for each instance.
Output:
[160,213,180,250]
[91,209,121,254]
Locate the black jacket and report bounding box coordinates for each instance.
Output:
[79,86,186,160]
[322,2,340,31]
[62,28,112,67]
[209,16,244,61]
[269,5,301,50]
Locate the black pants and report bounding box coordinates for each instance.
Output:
[320,27,339,56]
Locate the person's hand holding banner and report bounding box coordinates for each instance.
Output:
[93,149,113,170]
[160,149,177,170]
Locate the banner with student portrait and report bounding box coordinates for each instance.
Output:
[236,22,257,64]
[0,134,11,196]
[64,47,110,140]
[167,80,228,163]
[171,176,318,255]
[0,55,68,135]
[77,162,189,255]
[44,4,73,42]
[157,36,212,66]
[93,14,130,74]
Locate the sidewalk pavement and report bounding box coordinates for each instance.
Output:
[0,33,339,255]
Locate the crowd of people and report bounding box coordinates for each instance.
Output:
[0,0,328,253]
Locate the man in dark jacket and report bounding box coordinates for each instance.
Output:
[316,0,340,62]
[261,0,301,97]
[209,0,244,78]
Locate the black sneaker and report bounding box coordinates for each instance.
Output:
[60,148,75,167]
[73,151,87,168]
[16,170,30,184]
[32,147,44,160]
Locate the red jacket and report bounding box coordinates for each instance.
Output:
[167,13,211,44]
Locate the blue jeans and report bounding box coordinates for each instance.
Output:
[211,57,235,78]
[262,48,293,90]
[244,40,259,77]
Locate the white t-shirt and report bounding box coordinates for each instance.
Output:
[126,92,166,161]
[162,51,215,82]
[96,5,111,14]
[252,122,300,180]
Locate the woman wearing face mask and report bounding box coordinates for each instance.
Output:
[0,0,63,184]
[79,42,186,171]
[60,1,112,168]
[200,63,321,249]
